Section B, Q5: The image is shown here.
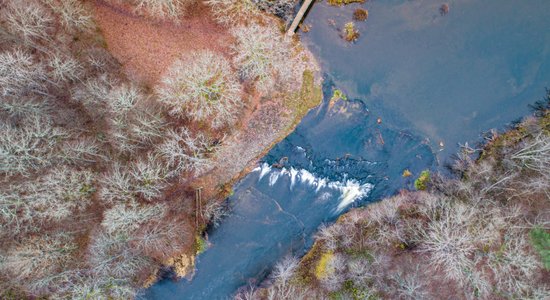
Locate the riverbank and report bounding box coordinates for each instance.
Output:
[246,91,550,299]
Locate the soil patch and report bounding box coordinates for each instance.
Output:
[92,0,233,86]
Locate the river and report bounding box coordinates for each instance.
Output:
[144,0,550,299]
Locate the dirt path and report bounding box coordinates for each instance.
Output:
[92,0,234,86]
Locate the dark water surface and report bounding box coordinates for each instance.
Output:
[145,1,550,299]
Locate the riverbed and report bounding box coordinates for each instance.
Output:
[144,0,550,299]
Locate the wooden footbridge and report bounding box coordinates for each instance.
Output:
[287,0,315,35]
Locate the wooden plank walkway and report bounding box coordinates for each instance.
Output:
[287,0,314,36]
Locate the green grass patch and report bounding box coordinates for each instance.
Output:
[331,89,347,102]
[194,235,208,254]
[530,227,550,270]
[414,170,430,190]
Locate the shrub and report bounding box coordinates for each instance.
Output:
[1,1,54,44]
[414,170,430,190]
[205,0,262,25]
[157,51,242,128]
[0,167,95,236]
[0,95,50,120]
[101,202,166,234]
[343,22,359,42]
[231,24,295,94]
[0,49,47,97]
[0,116,68,177]
[0,234,77,283]
[87,230,151,297]
[106,84,166,153]
[42,0,95,33]
[100,155,168,204]
[47,52,84,84]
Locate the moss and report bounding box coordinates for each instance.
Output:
[194,235,208,254]
[296,240,324,285]
[414,170,430,190]
[328,0,365,6]
[332,89,347,101]
[530,227,550,270]
[285,70,323,128]
[344,22,360,42]
[315,251,335,279]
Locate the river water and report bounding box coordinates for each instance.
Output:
[144,0,550,299]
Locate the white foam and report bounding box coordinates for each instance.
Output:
[289,168,298,189]
[329,180,373,212]
[257,163,272,181]
[255,163,373,212]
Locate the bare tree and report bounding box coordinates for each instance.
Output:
[157,50,243,128]
[0,115,68,177]
[157,128,216,177]
[231,24,304,95]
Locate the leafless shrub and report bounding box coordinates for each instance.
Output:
[0,49,47,97]
[488,229,541,297]
[60,137,104,164]
[130,154,169,200]
[157,128,216,177]
[0,234,77,283]
[133,0,195,20]
[100,155,168,204]
[87,230,152,295]
[0,94,50,120]
[101,202,166,234]
[1,1,54,44]
[315,223,341,251]
[512,133,550,178]
[0,115,68,177]
[415,202,498,284]
[346,258,373,284]
[106,84,166,153]
[99,162,135,204]
[74,80,166,154]
[271,256,299,285]
[0,167,94,236]
[47,52,84,84]
[231,24,303,94]
[203,200,228,227]
[390,267,427,300]
[157,51,242,128]
[206,0,262,26]
[42,0,96,33]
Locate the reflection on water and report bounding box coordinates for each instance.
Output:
[145,0,549,299]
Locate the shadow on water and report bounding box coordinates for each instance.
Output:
[145,0,549,299]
